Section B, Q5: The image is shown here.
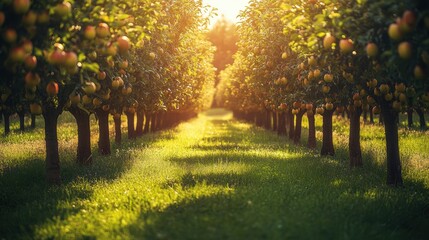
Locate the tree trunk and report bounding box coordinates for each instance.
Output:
[96,109,111,155]
[349,107,362,167]
[277,111,286,136]
[294,110,305,144]
[265,110,271,130]
[69,107,92,165]
[272,111,278,131]
[363,109,368,123]
[30,114,36,129]
[143,113,151,134]
[3,112,10,135]
[407,108,413,128]
[135,110,144,137]
[157,112,164,130]
[18,111,25,131]
[288,109,294,140]
[43,110,61,184]
[381,104,403,186]
[369,109,374,124]
[321,110,335,156]
[416,107,427,130]
[152,113,158,132]
[126,111,135,139]
[113,115,121,144]
[307,113,316,149]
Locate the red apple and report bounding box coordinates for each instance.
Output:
[30,103,42,115]
[24,72,40,87]
[24,55,37,69]
[46,81,59,96]
[84,25,96,40]
[37,11,50,24]
[13,0,31,14]
[3,28,17,43]
[96,23,110,38]
[117,36,131,53]
[9,47,26,62]
[98,71,107,80]
[54,2,72,17]
[49,50,65,65]
[64,51,78,68]
[339,39,354,54]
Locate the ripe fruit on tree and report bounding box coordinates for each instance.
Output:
[37,11,49,24]
[119,59,129,69]
[316,107,324,115]
[48,50,66,65]
[379,84,390,94]
[24,55,37,69]
[339,39,354,54]
[384,93,393,101]
[24,72,41,87]
[281,52,287,59]
[69,92,81,105]
[325,103,334,110]
[366,43,379,57]
[306,103,313,110]
[54,2,72,17]
[414,65,426,80]
[3,28,17,43]
[397,42,412,59]
[82,95,92,104]
[84,25,96,40]
[9,47,26,62]
[293,101,301,109]
[322,85,330,93]
[93,98,102,107]
[313,69,321,78]
[96,23,110,38]
[64,51,78,68]
[98,71,107,80]
[323,34,336,49]
[117,36,131,53]
[308,56,316,66]
[372,106,381,114]
[46,81,59,96]
[13,0,31,14]
[22,10,37,26]
[388,23,403,41]
[324,73,333,83]
[30,103,42,115]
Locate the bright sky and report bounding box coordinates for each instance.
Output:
[202,0,249,26]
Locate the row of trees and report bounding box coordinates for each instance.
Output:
[220,0,429,186]
[0,0,215,184]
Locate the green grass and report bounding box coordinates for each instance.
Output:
[1,109,429,239]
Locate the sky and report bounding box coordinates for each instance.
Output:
[202,0,250,26]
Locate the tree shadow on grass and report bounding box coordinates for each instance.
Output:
[0,127,174,239]
[127,146,429,239]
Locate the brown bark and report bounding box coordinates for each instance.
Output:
[407,108,413,128]
[264,110,271,130]
[307,113,316,149]
[349,107,362,167]
[30,114,36,129]
[3,112,10,135]
[416,107,427,130]
[143,113,151,134]
[43,110,61,184]
[126,111,135,139]
[69,107,92,165]
[272,111,278,131]
[18,111,25,131]
[113,115,122,144]
[135,110,144,137]
[293,110,305,144]
[381,103,403,186]
[288,109,294,140]
[321,109,335,156]
[96,109,111,155]
[277,111,286,136]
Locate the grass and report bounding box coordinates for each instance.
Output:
[0,108,429,239]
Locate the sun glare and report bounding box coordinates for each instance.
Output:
[203,0,249,26]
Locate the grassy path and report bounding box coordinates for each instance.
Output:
[1,109,428,239]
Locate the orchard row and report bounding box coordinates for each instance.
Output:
[219,0,429,186]
[0,0,215,183]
